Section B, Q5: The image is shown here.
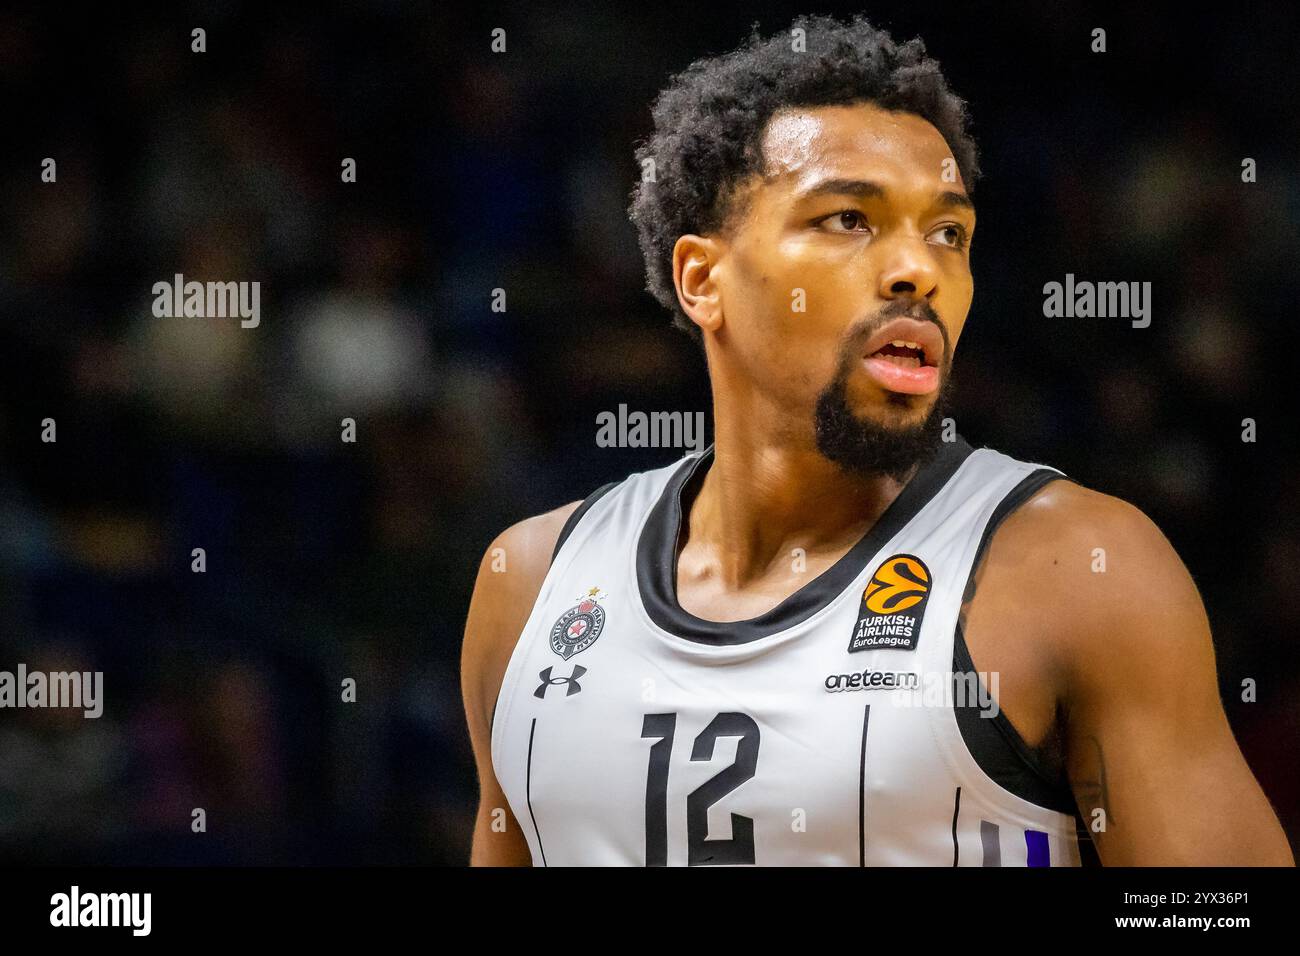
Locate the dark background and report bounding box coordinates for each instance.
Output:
[1,1,1296,864]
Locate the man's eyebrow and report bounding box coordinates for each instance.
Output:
[935,190,974,211]
[796,178,886,201]
[795,178,974,212]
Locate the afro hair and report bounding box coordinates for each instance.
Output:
[628,14,981,344]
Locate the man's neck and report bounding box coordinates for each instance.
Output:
[685,427,915,590]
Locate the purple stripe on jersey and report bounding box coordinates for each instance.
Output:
[1025,829,1050,867]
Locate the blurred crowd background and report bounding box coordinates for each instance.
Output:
[1,1,1297,864]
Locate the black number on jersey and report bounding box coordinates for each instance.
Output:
[640,711,760,866]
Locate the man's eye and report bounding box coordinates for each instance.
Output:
[819,210,871,233]
[930,224,969,249]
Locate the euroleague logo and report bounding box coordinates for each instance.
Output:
[847,554,932,653]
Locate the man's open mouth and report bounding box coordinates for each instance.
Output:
[860,319,944,396]
[868,340,928,369]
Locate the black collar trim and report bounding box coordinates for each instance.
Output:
[635,437,975,645]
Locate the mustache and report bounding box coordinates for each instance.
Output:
[839,300,951,366]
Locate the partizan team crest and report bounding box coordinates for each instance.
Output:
[549,587,608,660]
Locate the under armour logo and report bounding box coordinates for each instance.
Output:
[535,664,587,699]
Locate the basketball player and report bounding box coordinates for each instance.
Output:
[462,15,1293,866]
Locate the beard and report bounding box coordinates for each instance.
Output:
[813,357,955,484]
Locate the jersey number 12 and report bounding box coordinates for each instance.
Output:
[640,711,760,866]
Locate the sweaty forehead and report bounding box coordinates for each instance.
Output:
[758,103,961,193]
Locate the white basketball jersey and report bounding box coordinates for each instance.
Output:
[490,437,1090,866]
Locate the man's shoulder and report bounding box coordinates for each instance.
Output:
[983,473,1205,665]
[466,452,695,620]
[959,441,1165,568]
[476,500,584,602]
[997,476,1168,564]
[461,500,584,732]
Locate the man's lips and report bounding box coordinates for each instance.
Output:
[860,317,944,396]
[861,317,944,367]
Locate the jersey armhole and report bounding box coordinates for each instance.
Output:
[951,468,1082,817]
[549,480,621,566]
[489,480,622,739]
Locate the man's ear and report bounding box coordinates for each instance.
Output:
[672,234,725,336]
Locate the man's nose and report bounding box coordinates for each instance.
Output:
[875,236,940,301]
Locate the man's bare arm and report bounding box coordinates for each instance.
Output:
[1017,482,1293,865]
[461,501,580,866]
